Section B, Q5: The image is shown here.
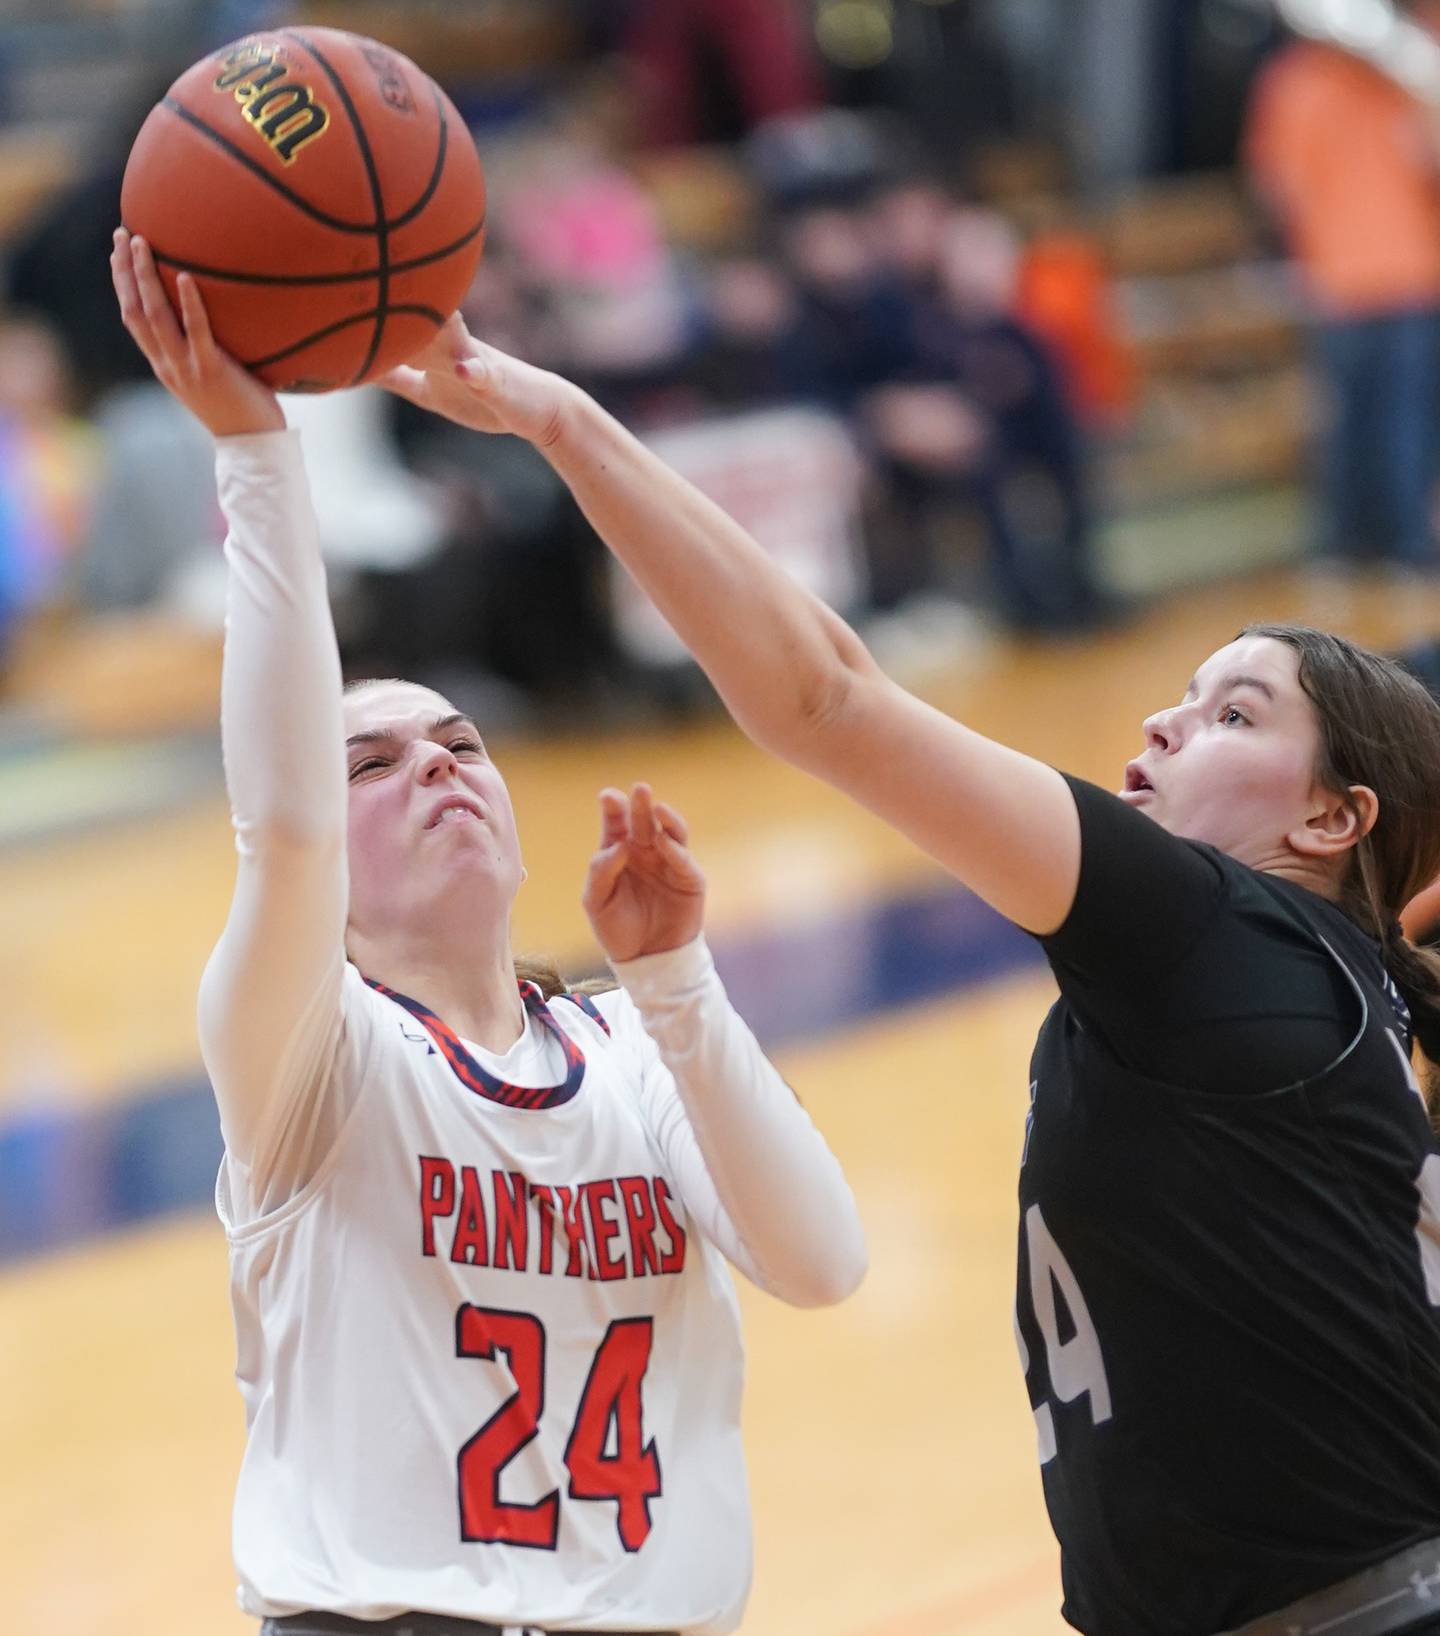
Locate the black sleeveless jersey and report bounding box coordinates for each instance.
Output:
[1016,777,1440,1636]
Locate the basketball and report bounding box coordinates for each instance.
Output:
[120,28,486,392]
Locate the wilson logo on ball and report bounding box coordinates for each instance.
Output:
[125,25,487,389]
[213,41,329,164]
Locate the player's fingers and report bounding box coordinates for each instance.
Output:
[111,229,160,354]
[596,787,630,849]
[131,237,186,362]
[454,352,493,393]
[652,798,689,847]
[583,843,629,905]
[176,272,218,360]
[656,828,706,889]
[629,783,658,847]
[378,364,432,407]
[110,227,138,305]
[439,310,472,364]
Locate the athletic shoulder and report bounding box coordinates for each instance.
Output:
[1045,773,1228,974]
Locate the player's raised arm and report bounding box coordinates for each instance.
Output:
[582,784,866,1308]
[384,321,1080,935]
[112,230,351,1200]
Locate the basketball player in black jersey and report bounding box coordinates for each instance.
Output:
[385,319,1440,1635]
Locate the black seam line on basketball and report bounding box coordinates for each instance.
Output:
[157,84,453,233]
[283,29,389,384]
[158,98,378,234]
[148,217,484,286]
[386,82,449,231]
[242,304,446,370]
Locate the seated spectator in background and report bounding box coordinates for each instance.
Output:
[387,253,624,714]
[865,207,1110,632]
[497,101,696,420]
[1245,3,1440,580]
[0,315,99,676]
[867,175,953,304]
[688,256,799,410]
[772,199,917,414]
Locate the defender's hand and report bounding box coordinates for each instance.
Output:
[582,784,706,965]
[111,228,284,439]
[379,313,582,449]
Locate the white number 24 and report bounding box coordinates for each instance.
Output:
[1018,1036,1440,1469]
[1015,1203,1112,1466]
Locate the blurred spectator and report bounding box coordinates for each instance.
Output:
[4,72,188,411]
[745,107,891,210]
[688,256,798,409]
[0,315,99,675]
[772,200,916,413]
[867,176,952,302]
[1014,208,1138,434]
[77,384,217,617]
[493,97,696,418]
[387,263,623,712]
[1245,4,1440,578]
[619,0,822,147]
[865,207,1110,632]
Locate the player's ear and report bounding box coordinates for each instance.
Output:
[1290,783,1378,859]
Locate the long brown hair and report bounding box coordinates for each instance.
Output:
[1243,624,1440,1114]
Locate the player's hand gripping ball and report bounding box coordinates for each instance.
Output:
[121,28,486,392]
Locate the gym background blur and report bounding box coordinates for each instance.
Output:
[8,4,1440,1633]
[0,0,1332,731]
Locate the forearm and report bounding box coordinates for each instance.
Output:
[541,394,881,761]
[203,429,350,1183]
[216,429,346,848]
[615,936,867,1307]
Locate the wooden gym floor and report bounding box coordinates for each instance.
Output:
[5,564,1439,1636]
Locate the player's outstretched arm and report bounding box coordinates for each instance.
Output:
[113,231,349,1196]
[384,320,1079,934]
[581,786,866,1307]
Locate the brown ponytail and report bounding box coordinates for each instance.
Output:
[514,956,615,1000]
[1377,925,1440,1111]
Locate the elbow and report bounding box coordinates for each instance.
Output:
[772,1228,869,1310]
[738,642,866,771]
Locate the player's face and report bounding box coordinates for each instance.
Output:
[1123,636,1332,863]
[343,682,523,933]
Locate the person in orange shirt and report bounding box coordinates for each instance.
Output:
[1245,2,1440,576]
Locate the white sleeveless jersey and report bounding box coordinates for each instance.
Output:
[217,963,750,1632]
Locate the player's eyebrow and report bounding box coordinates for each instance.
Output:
[346,713,480,749]
[1218,673,1275,701]
[1182,674,1276,703]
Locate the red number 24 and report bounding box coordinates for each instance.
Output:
[455,1306,661,1552]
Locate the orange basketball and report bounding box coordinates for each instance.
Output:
[121,28,486,392]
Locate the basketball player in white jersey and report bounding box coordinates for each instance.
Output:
[110,231,865,1636]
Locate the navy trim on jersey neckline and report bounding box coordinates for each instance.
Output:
[366,977,587,1109]
[565,989,611,1036]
